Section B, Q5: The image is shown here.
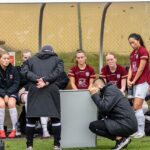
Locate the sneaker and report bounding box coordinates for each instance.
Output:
[145,115,150,121]
[8,130,16,138]
[26,146,33,150]
[112,137,131,150]
[0,130,6,139]
[132,132,145,138]
[130,132,137,137]
[53,145,61,150]
[16,131,21,137]
[42,132,50,138]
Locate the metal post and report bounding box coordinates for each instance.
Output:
[77,3,82,49]
[99,2,112,73]
[38,3,46,51]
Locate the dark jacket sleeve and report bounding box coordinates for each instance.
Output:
[0,88,6,97]
[6,67,20,96]
[43,57,64,83]
[91,89,118,114]
[55,71,69,89]
[21,60,40,82]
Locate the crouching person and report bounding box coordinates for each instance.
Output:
[89,78,137,150]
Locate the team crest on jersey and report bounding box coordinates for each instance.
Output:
[85,72,90,76]
[136,54,139,59]
[117,74,120,78]
[9,74,13,79]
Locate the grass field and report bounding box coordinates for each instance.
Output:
[4,136,150,150]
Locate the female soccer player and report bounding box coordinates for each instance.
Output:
[0,50,20,138]
[127,33,149,138]
[100,52,127,95]
[68,49,96,90]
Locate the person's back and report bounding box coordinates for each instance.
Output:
[21,45,64,150]
[102,83,137,135]
[25,52,63,83]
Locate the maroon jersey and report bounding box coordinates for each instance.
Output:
[148,73,150,84]
[100,64,127,89]
[68,65,96,89]
[130,46,149,85]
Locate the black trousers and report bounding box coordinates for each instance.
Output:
[89,120,116,140]
[26,117,61,147]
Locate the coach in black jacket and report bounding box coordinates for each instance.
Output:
[21,45,64,150]
[89,78,137,150]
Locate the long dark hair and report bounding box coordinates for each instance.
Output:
[128,33,145,48]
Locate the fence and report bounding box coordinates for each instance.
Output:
[1,1,150,130]
[0,2,149,55]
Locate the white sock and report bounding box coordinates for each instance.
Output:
[9,108,18,130]
[23,93,28,113]
[25,99,27,113]
[142,101,148,114]
[0,108,5,130]
[40,117,49,134]
[135,109,145,134]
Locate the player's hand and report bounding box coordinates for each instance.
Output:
[18,87,26,97]
[36,78,46,88]
[127,80,132,87]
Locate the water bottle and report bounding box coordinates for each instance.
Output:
[127,86,134,99]
[0,140,4,150]
[16,122,21,137]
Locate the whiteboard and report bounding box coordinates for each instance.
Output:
[60,90,97,148]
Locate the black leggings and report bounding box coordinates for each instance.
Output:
[26,117,61,147]
[89,120,115,140]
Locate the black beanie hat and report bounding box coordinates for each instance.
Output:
[40,45,54,52]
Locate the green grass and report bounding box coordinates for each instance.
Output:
[4,136,150,150]
[5,138,53,150]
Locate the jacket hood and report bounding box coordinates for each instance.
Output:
[36,45,57,59]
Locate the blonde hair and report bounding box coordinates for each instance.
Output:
[22,49,32,56]
[0,51,9,58]
[105,52,116,58]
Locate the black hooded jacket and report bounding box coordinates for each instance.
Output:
[0,64,20,97]
[21,50,64,84]
[91,83,137,136]
[20,47,64,118]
